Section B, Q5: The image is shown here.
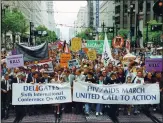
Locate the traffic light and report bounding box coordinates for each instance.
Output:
[151,25,162,31]
[153,0,163,16]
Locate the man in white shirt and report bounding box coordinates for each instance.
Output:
[75,69,86,82]
[133,71,144,84]
[74,69,86,114]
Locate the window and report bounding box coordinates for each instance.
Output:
[124,4,128,13]
[147,2,151,12]
[115,5,120,14]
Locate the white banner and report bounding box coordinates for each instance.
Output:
[12,83,71,105]
[6,54,24,68]
[73,82,160,104]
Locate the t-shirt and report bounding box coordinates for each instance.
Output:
[133,77,144,84]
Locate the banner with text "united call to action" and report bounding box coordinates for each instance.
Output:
[12,83,71,105]
[73,82,160,105]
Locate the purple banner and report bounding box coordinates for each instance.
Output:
[145,58,163,72]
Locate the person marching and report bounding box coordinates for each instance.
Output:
[13,72,26,123]
[1,72,12,120]
[51,73,64,123]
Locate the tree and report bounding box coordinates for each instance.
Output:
[143,20,162,45]
[117,29,129,39]
[76,28,93,40]
[35,25,57,44]
[2,8,28,49]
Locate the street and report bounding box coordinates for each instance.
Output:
[2,112,163,123]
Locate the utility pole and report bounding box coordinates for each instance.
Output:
[30,22,34,46]
[101,21,105,34]
[113,23,115,38]
[1,3,8,50]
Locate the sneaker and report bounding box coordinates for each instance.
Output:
[99,112,103,115]
[85,112,89,116]
[153,108,156,112]
[134,111,137,115]
[128,112,131,116]
[96,112,99,116]
[137,111,140,114]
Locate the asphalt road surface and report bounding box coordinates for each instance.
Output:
[2,112,163,123]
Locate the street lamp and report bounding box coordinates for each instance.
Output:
[128,4,135,53]
[1,4,9,50]
[30,22,34,46]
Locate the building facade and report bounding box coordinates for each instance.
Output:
[99,1,115,27]
[76,6,87,34]
[69,28,75,40]
[114,0,156,29]
[46,1,55,31]
[55,28,61,39]
[87,0,94,29]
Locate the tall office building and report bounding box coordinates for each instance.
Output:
[76,6,87,33]
[114,0,156,29]
[47,1,55,31]
[87,0,94,29]
[99,1,115,27]
[55,28,61,39]
[69,28,75,40]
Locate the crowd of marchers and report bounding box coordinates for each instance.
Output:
[1,49,163,123]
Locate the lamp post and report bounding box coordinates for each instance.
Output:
[1,3,9,50]
[101,21,105,34]
[128,4,135,53]
[29,22,34,46]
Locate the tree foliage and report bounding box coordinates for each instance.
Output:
[35,25,57,44]
[76,28,94,40]
[2,8,29,49]
[2,8,28,35]
[117,29,129,39]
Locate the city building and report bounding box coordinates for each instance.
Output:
[87,0,94,29]
[99,1,115,27]
[46,1,56,31]
[76,6,87,34]
[55,28,61,39]
[74,20,78,36]
[114,0,156,29]
[69,28,75,40]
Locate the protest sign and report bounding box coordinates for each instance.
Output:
[73,82,160,104]
[87,50,97,60]
[71,37,82,52]
[145,58,162,72]
[60,53,71,67]
[12,83,71,105]
[6,54,24,68]
[68,59,80,69]
[27,61,54,73]
[86,40,111,54]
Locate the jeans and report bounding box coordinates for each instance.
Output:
[96,104,103,113]
[85,103,90,113]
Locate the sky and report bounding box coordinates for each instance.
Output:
[54,1,87,41]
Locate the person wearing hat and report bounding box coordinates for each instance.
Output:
[1,72,12,120]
